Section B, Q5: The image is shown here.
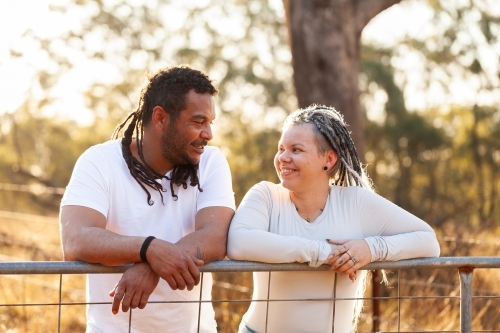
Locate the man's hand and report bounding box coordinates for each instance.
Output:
[110,262,159,314]
[109,238,205,315]
[146,238,204,291]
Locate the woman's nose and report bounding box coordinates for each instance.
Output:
[278,150,291,162]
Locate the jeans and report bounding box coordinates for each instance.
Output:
[245,325,259,333]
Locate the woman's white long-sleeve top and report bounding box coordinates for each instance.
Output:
[227,181,440,333]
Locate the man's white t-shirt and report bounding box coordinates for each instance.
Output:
[61,140,235,333]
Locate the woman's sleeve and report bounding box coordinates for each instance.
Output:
[357,189,441,261]
[227,183,332,267]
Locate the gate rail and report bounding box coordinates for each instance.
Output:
[1,257,499,333]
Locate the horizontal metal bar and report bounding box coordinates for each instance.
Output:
[1,257,500,275]
[1,294,468,308]
[0,261,131,274]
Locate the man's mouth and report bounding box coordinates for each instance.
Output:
[192,141,208,152]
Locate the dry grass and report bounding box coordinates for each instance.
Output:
[0,214,86,332]
[1,215,499,333]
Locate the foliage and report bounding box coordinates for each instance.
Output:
[0,106,108,214]
[359,0,500,230]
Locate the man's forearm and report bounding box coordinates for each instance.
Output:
[64,223,224,265]
[63,226,145,266]
[175,228,227,263]
[175,206,234,263]
[60,205,147,266]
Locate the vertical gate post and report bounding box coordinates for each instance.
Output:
[458,267,474,333]
[372,270,380,332]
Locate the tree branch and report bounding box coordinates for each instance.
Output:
[356,0,402,34]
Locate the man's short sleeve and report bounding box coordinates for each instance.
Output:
[60,147,110,218]
[196,147,235,211]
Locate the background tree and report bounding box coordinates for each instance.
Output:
[283,0,402,157]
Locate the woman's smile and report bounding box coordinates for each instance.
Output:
[280,168,297,176]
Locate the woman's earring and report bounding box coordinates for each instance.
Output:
[323,166,328,171]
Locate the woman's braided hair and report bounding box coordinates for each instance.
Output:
[284,104,373,191]
[112,65,218,205]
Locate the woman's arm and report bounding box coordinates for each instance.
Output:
[328,188,440,276]
[327,188,440,275]
[227,183,336,267]
[359,188,440,261]
[228,229,333,267]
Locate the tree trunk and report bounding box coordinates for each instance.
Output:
[283,0,401,158]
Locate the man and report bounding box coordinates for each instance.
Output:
[59,65,235,332]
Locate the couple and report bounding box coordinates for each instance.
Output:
[59,65,440,333]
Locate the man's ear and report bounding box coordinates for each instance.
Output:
[151,106,169,131]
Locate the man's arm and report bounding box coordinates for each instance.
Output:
[110,205,234,314]
[175,206,235,262]
[60,205,143,264]
[60,205,203,287]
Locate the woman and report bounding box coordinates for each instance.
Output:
[227,105,440,333]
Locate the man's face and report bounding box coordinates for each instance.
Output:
[160,90,215,167]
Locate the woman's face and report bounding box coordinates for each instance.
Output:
[274,123,334,193]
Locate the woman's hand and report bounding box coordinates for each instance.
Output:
[325,242,347,265]
[325,242,357,281]
[326,239,371,281]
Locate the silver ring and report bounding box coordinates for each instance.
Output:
[345,251,352,259]
[351,257,358,264]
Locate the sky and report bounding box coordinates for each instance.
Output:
[0,0,499,125]
[0,1,46,112]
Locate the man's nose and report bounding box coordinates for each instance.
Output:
[201,124,213,141]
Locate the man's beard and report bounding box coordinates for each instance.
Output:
[160,123,206,167]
